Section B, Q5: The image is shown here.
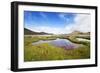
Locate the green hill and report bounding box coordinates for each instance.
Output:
[24,28,52,35]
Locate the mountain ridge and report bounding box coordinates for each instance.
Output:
[67,31,90,35]
[24,28,53,35]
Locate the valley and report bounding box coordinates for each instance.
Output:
[24,28,90,61]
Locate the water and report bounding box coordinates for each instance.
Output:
[76,38,90,42]
[32,38,78,49]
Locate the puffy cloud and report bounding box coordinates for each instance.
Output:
[26,14,91,34]
[29,26,67,34]
[65,14,91,33]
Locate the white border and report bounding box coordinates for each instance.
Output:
[18,5,96,68]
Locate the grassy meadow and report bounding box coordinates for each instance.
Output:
[24,35,90,62]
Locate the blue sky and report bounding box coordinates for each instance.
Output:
[24,11,90,34]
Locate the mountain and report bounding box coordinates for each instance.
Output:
[83,32,90,35]
[24,28,52,35]
[67,31,90,36]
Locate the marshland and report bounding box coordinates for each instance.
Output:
[24,33,90,61]
[24,11,91,62]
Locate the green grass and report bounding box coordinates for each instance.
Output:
[24,35,90,62]
[24,43,66,61]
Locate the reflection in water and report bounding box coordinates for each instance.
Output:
[32,38,78,49]
[50,39,78,49]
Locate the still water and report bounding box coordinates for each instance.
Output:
[32,38,78,49]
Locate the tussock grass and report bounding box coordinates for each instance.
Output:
[24,35,90,62]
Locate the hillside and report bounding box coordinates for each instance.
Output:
[24,28,52,35]
[67,31,90,36]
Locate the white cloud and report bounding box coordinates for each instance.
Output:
[26,14,91,34]
[40,12,47,19]
[58,13,71,24]
[29,26,67,34]
[65,14,91,33]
